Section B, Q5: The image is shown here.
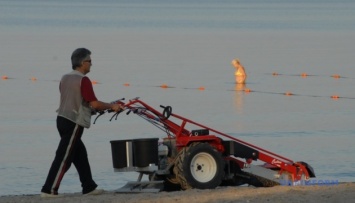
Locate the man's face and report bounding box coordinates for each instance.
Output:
[81,57,92,74]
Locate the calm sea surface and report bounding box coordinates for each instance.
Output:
[0,0,355,196]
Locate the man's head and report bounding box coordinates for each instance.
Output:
[71,48,92,70]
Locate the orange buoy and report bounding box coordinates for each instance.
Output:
[300,73,308,77]
[198,86,205,90]
[331,95,339,100]
[92,80,98,84]
[30,77,37,81]
[285,92,293,96]
[161,84,168,88]
[272,72,279,76]
[332,74,341,79]
[244,88,252,93]
[123,83,130,86]
[2,75,8,80]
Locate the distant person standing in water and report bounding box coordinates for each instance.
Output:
[231,58,247,84]
[41,48,123,198]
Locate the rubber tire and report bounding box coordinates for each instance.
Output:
[174,142,224,190]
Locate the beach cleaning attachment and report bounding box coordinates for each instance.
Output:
[95,97,315,192]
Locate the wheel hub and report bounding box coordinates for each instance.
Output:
[190,152,217,183]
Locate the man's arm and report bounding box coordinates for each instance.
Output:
[81,77,122,112]
[90,100,121,112]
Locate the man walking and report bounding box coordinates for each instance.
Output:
[41,48,122,197]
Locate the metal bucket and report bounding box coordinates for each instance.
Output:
[110,139,132,168]
[133,138,159,167]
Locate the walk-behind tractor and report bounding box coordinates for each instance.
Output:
[94,98,315,192]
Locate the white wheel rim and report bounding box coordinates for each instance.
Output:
[190,152,217,183]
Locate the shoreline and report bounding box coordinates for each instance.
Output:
[1,182,354,203]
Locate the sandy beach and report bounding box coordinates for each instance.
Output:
[0,182,354,203]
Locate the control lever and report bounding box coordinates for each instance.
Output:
[160,105,172,120]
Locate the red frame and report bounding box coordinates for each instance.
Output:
[123,99,312,182]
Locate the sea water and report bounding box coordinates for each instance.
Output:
[0,0,355,196]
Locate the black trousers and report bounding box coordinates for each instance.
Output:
[41,116,97,194]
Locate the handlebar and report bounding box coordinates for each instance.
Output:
[93,97,173,124]
[92,98,125,124]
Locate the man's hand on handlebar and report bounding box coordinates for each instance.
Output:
[110,103,124,112]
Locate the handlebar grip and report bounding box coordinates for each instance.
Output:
[111,98,125,104]
[160,105,165,108]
